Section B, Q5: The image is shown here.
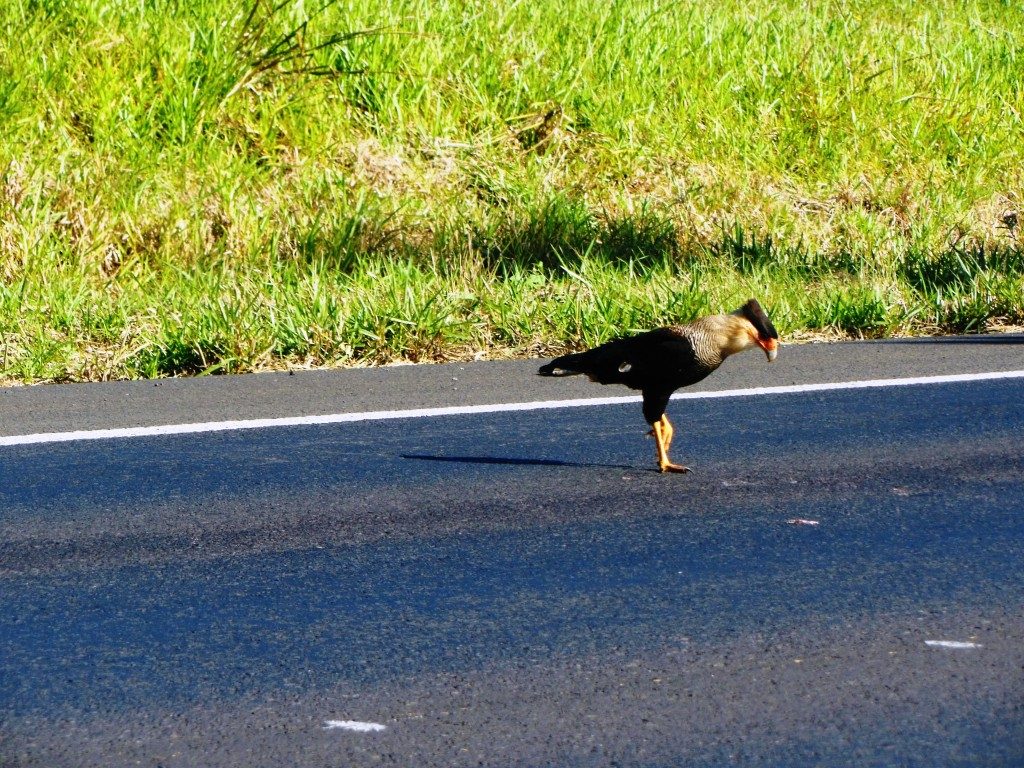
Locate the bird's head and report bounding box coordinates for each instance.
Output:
[721,298,779,362]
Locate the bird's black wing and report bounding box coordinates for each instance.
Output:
[541,327,715,391]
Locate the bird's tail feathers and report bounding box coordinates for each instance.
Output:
[538,352,588,376]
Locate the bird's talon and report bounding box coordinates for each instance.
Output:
[660,463,691,474]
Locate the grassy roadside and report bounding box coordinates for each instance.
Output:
[1,0,1022,383]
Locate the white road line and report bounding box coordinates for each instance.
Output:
[1,369,1023,447]
[323,720,387,732]
[925,640,983,649]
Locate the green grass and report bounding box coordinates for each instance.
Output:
[1,0,1022,382]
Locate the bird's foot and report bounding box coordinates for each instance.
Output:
[659,462,690,474]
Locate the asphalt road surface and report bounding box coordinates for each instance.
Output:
[2,336,1023,767]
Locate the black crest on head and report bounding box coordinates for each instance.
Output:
[741,299,778,340]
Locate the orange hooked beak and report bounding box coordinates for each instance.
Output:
[756,336,779,362]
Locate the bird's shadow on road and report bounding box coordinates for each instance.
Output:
[400,453,644,471]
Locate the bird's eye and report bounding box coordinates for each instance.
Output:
[618,362,632,373]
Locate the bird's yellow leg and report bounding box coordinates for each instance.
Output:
[652,419,689,474]
[647,416,674,447]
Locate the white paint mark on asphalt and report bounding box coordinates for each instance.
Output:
[323,720,387,732]
[925,640,982,649]
[2,369,1023,447]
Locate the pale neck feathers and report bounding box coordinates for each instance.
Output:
[679,313,759,364]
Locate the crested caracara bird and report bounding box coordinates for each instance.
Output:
[538,299,779,473]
